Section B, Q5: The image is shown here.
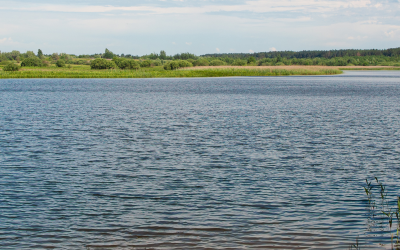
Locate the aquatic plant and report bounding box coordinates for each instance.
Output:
[355,177,400,249]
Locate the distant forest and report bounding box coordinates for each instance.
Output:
[202,47,400,59]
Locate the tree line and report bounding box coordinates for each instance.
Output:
[202,47,400,59]
[1,47,400,72]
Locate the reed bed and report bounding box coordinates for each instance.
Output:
[0,67,342,78]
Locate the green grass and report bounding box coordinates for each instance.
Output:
[0,65,342,78]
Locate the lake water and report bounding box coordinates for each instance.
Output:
[1,71,400,249]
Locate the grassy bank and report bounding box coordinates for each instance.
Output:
[0,65,342,78]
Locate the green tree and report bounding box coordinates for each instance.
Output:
[247,56,256,64]
[25,51,36,58]
[59,53,71,61]
[103,48,114,59]
[38,49,44,59]
[10,50,20,60]
[51,53,59,61]
[160,50,167,60]
[56,59,66,67]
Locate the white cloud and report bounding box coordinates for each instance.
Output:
[0,0,399,55]
[0,37,18,45]
[0,0,373,15]
[0,37,10,43]
[347,35,368,40]
[384,29,400,38]
[249,49,254,53]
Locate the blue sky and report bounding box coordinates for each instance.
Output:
[0,0,399,55]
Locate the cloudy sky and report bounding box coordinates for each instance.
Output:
[0,0,399,55]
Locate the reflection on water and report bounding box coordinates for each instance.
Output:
[1,71,400,249]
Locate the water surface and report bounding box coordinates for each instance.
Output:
[1,71,400,249]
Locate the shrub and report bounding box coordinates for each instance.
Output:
[56,59,66,67]
[21,57,43,67]
[153,59,162,66]
[275,62,285,66]
[247,57,256,64]
[231,59,247,66]
[90,58,118,69]
[113,57,140,70]
[193,59,209,66]
[51,53,59,60]
[209,59,226,66]
[140,60,152,67]
[163,60,192,70]
[3,62,20,71]
[41,60,50,67]
[178,60,193,68]
[164,61,179,70]
[118,59,140,70]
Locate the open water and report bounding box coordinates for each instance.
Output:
[1,71,400,249]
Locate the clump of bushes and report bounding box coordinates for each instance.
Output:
[21,57,43,67]
[113,58,140,70]
[3,62,20,71]
[72,60,90,65]
[193,59,209,66]
[247,57,256,64]
[42,60,50,67]
[152,59,162,66]
[231,59,247,66]
[140,60,152,68]
[163,60,193,70]
[209,59,226,66]
[90,58,117,69]
[56,59,66,67]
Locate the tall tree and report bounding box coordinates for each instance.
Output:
[37,49,43,59]
[103,48,114,59]
[160,50,167,60]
